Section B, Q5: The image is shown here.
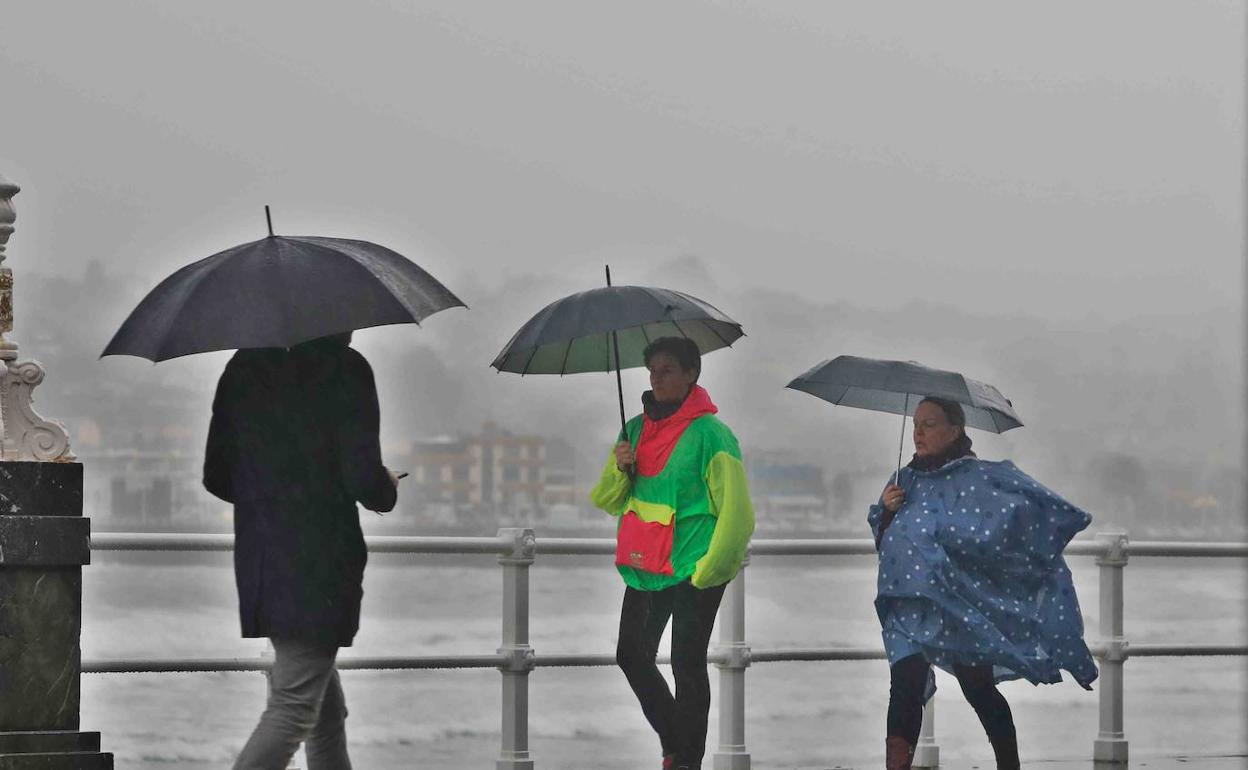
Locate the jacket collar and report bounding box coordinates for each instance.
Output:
[642,384,717,424]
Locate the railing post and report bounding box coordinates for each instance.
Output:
[713,550,751,770]
[912,698,939,768]
[1093,531,1129,766]
[497,527,536,770]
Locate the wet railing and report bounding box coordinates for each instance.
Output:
[87,529,1248,769]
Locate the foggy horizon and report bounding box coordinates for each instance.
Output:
[14,251,1242,540]
[0,0,1243,531]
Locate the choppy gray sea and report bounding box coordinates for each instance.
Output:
[81,548,1247,768]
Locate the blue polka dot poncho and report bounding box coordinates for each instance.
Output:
[868,456,1098,692]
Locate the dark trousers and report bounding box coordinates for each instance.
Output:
[616,580,727,769]
[887,653,1016,745]
[234,638,350,770]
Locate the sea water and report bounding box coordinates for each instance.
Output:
[80,550,1247,768]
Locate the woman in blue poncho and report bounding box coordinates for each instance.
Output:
[870,397,1097,770]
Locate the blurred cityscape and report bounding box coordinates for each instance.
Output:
[83,420,855,536]
[82,417,1245,540]
[22,263,1247,540]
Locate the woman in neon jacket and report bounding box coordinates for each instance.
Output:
[871,397,1097,770]
[591,336,755,770]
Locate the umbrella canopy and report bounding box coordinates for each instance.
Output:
[785,355,1023,433]
[490,285,743,375]
[102,233,465,362]
[492,277,744,461]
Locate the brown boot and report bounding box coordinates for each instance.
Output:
[885,735,914,770]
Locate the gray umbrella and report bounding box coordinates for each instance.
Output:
[101,207,465,362]
[491,268,744,452]
[786,355,1022,478]
[490,285,743,375]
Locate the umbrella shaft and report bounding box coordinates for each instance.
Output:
[605,265,629,466]
[613,330,627,433]
[896,395,909,484]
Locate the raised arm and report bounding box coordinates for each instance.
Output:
[589,448,633,515]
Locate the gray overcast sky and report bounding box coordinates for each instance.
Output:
[0,1,1243,536]
[1,0,1242,322]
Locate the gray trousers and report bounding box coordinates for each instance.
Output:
[233,638,351,770]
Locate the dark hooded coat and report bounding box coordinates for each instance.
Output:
[204,336,396,646]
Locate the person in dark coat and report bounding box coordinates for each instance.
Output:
[204,331,397,770]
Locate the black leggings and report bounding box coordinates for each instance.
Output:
[616,580,727,769]
[887,654,1016,745]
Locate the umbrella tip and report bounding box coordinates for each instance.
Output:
[265,205,274,237]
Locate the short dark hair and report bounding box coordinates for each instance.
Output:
[643,336,701,381]
[919,396,966,429]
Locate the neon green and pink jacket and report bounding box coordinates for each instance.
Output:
[590,385,755,591]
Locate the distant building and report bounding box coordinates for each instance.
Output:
[84,449,228,531]
[541,437,579,507]
[745,450,829,533]
[405,436,472,525]
[402,421,549,526]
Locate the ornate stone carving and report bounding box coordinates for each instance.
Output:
[0,173,18,340]
[0,271,12,337]
[0,173,73,462]
[0,173,17,267]
[0,360,74,462]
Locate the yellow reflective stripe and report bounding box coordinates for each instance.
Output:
[627,497,676,525]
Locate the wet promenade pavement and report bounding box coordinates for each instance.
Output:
[811,756,1247,770]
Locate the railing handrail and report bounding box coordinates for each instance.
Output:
[80,641,1248,676]
[83,654,509,673]
[88,531,519,554]
[80,647,889,674]
[89,532,1248,558]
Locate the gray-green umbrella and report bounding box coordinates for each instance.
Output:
[786,355,1022,479]
[491,269,744,442]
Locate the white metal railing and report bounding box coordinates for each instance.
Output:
[85,529,1248,769]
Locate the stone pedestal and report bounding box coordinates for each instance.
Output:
[0,461,112,768]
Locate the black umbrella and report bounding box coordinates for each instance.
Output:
[786,355,1022,479]
[491,266,744,440]
[102,207,465,362]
